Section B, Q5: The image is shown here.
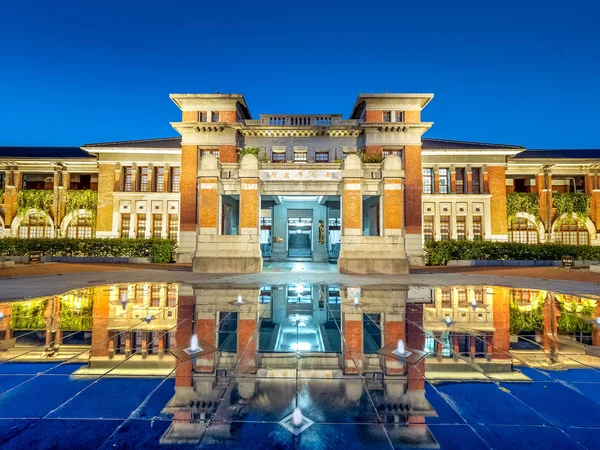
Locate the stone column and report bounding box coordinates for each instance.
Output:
[466,165,473,194]
[3,169,19,232]
[482,166,490,194]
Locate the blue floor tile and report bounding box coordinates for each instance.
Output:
[0,418,122,449]
[564,427,600,449]
[0,362,60,375]
[0,375,93,418]
[503,381,600,428]
[543,369,600,383]
[472,424,586,450]
[199,422,295,449]
[421,424,489,450]
[424,383,465,425]
[434,382,547,426]
[0,375,34,395]
[48,377,163,419]
[570,382,600,407]
[301,424,392,450]
[97,419,195,450]
[131,378,175,420]
[0,419,35,446]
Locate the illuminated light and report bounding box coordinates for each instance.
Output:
[236,295,243,306]
[290,342,311,351]
[471,298,477,311]
[292,408,303,426]
[121,292,127,310]
[354,297,360,307]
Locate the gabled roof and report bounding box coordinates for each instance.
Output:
[83,137,182,149]
[0,146,93,159]
[510,149,600,159]
[422,138,524,150]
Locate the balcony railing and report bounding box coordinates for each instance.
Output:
[245,114,358,127]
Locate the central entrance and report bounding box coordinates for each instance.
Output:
[260,195,340,264]
[288,213,312,260]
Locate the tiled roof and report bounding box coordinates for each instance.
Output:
[510,149,600,159]
[83,137,182,149]
[422,138,524,150]
[0,146,93,159]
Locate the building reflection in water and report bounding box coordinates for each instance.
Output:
[0,282,599,446]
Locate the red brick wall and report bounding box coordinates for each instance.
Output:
[180,145,198,232]
[175,295,195,387]
[383,180,403,229]
[404,110,421,122]
[404,146,422,234]
[199,179,218,228]
[220,110,236,122]
[365,110,383,122]
[492,288,511,360]
[219,145,237,163]
[364,145,382,157]
[182,110,198,122]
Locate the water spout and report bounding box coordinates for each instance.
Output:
[121,292,127,310]
[471,298,477,310]
[145,313,153,323]
[445,316,452,327]
[292,407,303,427]
[236,295,243,306]
[190,334,200,352]
[396,339,405,355]
[354,297,360,307]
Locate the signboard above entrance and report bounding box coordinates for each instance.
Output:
[259,170,342,182]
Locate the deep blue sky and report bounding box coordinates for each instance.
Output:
[1,0,599,148]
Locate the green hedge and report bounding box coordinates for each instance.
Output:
[424,240,600,266]
[0,238,177,263]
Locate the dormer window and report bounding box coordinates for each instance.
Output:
[382,111,391,122]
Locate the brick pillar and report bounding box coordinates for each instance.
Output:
[404,146,423,263]
[219,145,237,163]
[3,186,18,231]
[482,167,490,194]
[180,145,198,233]
[240,178,259,230]
[592,303,600,347]
[491,287,511,360]
[0,302,12,340]
[466,166,473,194]
[90,287,110,357]
[383,317,404,375]
[489,166,508,238]
[406,303,425,392]
[237,318,257,374]
[365,110,383,122]
[450,167,456,193]
[342,179,362,235]
[199,178,219,230]
[537,171,553,238]
[196,318,216,373]
[542,292,559,357]
[163,164,170,193]
[433,168,440,194]
[343,311,363,374]
[175,295,195,387]
[96,164,116,234]
[383,179,404,232]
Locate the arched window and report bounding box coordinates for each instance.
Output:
[66,213,94,239]
[557,219,589,246]
[19,212,52,238]
[508,217,539,244]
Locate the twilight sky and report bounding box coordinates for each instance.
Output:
[1,0,599,149]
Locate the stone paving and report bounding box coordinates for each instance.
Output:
[1,262,599,301]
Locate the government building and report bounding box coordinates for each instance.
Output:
[1,92,599,273]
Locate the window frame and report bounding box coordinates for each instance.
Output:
[422,168,434,194]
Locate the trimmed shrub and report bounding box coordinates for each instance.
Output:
[0,238,177,263]
[424,239,600,266]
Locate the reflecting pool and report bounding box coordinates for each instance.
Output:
[0,283,599,449]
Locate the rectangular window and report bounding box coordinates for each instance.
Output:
[439,169,450,194]
[152,214,162,238]
[137,214,147,239]
[120,214,131,238]
[199,111,208,122]
[138,167,149,192]
[154,167,164,192]
[211,111,219,122]
[383,149,402,159]
[201,149,220,158]
[170,167,180,192]
[315,152,329,162]
[272,152,286,163]
[395,111,404,122]
[456,216,466,240]
[423,216,434,242]
[123,167,133,192]
[473,216,482,240]
[440,289,451,308]
[168,214,179,241]
[382,111,391,122]
[150,286,161,307]
[472,168,481,193]
[455,168,465,194]
[457,288,467,306]
[422,168,434,194]
[294,152,307,162]
[440,215,450,240]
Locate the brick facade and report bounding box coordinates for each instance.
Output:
[219,110,236,122]
[180,145,198,232]
[365,110,383,122]
[488,166,508,235]
[219,145,237,163]
[404,146,422,235]
[96,164,116,233]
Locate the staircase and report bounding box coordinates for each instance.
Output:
[288,233,312,260]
